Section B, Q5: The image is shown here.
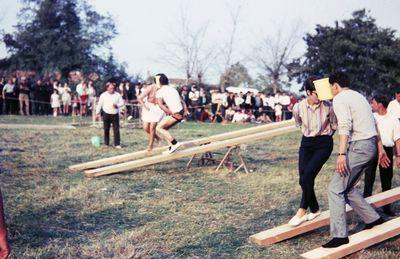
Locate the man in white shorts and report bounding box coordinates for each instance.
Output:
[155,74,188,154]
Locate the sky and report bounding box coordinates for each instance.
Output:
[1,0,400,91]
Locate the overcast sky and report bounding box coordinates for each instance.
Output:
[1,0,400,91]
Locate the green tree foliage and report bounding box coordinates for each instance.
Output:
[220,62,252,88]
[289,10,400,95]
[1,0,127,80]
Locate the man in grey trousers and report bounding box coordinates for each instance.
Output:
[322,72,391,248]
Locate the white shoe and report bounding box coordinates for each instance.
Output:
[162,142,182,155]
[288,214,308,227]
[307,210,321,221]
[115,145,122,149]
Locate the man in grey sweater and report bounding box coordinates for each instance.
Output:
[322,72,390,248]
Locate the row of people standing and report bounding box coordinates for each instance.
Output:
[290,72,400,249]
[0,77,97,116]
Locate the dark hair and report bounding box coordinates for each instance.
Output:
[154,73,169,85]
[304,76,319,93]
[372,94,390,109]
[329,72,350,88]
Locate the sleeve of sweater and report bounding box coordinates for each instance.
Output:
[96,94,103,114]
[332,96,352,136]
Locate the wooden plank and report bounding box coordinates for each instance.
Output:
[84,125,297,177]
[301,216,400,258]
[69,120,295,171]
[249,187,400,245]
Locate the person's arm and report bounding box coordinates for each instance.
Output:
[116,94,125,109]
[333,98,352,176]
[393,119,400,168]
[157,97,171,115]
[95,94,103,115]
[137,88,150,111]
[182,99,189,116]
[292,102,302,128]
[0,189,10,259]
[336,134,349,176]
[376,130,390,168]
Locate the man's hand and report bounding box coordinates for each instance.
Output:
[336,155,348,177]
[0,229,10,259]
[379,150,391,168]
[95,113,100,121]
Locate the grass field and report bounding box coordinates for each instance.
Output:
[0,116,399,258]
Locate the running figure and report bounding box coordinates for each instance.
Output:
[155,74,188,154]
[138,81,165,151]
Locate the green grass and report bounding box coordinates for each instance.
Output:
[0,116,399,258]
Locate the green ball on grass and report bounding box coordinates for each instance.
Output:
[91,136,101,147]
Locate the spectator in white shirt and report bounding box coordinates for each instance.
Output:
[95,83,125,148]
[188,85,200,107]
[387,90,400,120]
[364,95,400,216]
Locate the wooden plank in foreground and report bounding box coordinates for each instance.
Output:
[249,187,400,245]
[69,120,295,171]
[84,125,297,177]
[301,216,400,259]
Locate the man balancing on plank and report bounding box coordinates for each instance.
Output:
[155,73,189,154]
[322,72,391,248]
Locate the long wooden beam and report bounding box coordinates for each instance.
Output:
[301,216,400,258]
[69,120,295,171]
[249,187,400,245]
[84,125,297,177]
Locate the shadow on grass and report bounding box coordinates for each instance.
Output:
[9,198,163,251]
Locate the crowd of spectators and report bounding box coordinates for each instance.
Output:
[0,76,299,124]
[180,85,298,123]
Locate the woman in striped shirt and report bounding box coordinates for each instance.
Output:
[288,76,337,226]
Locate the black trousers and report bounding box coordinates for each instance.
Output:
[0,98,3,115]
[363,146,394,212]
[4,94,13,114]
[298,135,333,212]
[103,112,120,146]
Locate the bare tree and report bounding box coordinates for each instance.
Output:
[252,24,300,93]
[159,7,217,84]
[219,4,241,87]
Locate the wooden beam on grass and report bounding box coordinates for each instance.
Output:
[301,216,400,258]
[249,187,400,245]
[84,125,297,177]
[69,120,295,171]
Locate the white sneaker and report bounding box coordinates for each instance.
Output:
[307,210,321,221]
[288,214,308,227]
[163,142,182,155]
[115,145,122,149]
